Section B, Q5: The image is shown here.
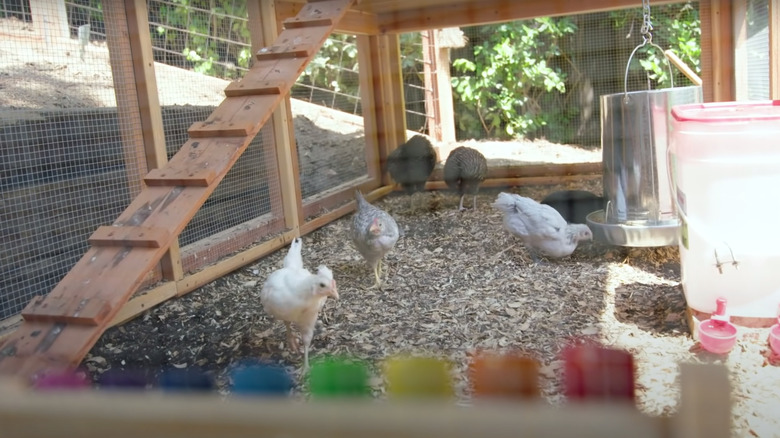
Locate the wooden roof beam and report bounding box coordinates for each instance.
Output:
[373,0,683,34]
[276,1,379,35]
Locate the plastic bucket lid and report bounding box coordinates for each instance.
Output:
[671,100,780,123]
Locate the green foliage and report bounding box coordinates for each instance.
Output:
[450,2,701,141]
[451,17,577,140]
[151,0,251,79]
[614,2,701,87]
[298,33,359,95]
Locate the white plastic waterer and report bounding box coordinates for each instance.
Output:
[669,100,780,325]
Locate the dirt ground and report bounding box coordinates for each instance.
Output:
[2,17,779,437]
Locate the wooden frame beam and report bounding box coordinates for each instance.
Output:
[279,0,683,34]
[700,0,735,102]
[357,34,407,186]
[276,1,380,34]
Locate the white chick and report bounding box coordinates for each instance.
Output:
[260,238,338,371]
[492,192,593,263]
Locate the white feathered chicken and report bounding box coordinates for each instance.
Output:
[260,237,338,371]
[492,192,593,263]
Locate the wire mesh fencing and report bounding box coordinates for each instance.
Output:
[0,2,139,319]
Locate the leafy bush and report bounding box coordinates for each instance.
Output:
[149,0,251,79]
[451,17,577,140]
[613,3,701,87]
[451,2,700,141]
[298,33,359,97]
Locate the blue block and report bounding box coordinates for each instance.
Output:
[159,367,215,392]
[230,361,293,396]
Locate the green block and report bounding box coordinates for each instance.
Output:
[308,356,371,398]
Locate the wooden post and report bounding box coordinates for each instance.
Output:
[770,0,780,99]
[357,35,382,183]
[103,0,182,282]
[29,0,69,44]
[248,0,302,231]
[358,34,407,186]
[422,29,459,144]
[671,363,731,438]
[699,0,735,102]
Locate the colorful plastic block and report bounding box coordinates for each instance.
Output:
[470,351,540,399]
[159,367,215,392]
[33,368,91,391]
[230,361,293,396]
[97,368,150,389]
[562,343,635,402]
[384,356,454,399]
[308,356,370,398]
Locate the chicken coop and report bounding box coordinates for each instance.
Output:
[0,0,778,434]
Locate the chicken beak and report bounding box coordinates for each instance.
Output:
[329,280,339,299]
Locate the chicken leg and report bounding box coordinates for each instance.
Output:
[301,324,316,372]
[284,322,299,351]
[370,259,383,289]
[457,194,466,211]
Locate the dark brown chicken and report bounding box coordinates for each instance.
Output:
[387,135,437,211]
[443,146,488,211]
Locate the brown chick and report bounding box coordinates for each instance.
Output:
[443,146,488,211]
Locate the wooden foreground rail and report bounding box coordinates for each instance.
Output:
[0,364,730,438]
[0,0,355,382]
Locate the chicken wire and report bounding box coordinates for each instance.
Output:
[0,0,30,20]
[445,2,702,147]
[738,0,770,100]
[180,127,284,274]
[0,2,140,319]
[294,36,369,204]
[292,33,362,116]
[146,0,251,79]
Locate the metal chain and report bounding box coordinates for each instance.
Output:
[623,0,674,100]
[640,0,653,42]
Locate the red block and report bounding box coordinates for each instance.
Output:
[562,344,635,402]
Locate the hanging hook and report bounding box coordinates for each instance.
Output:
[623,0,675,104]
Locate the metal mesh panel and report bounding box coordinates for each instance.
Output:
[294,36,369,204]
[447,2,701,146]
[292,33,362,116]
[1,1,141,318]
[0,0,30,20]
[740,0,770,100]
[180,126,284,273]
[147,0,251,80]
[400,32,428,134]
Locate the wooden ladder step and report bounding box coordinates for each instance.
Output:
[283,16,334,29]
[255,45,314,61]
[144,168,217,187]
[224,79,285,98]
[88,226,170,248]
[22,296,111,326]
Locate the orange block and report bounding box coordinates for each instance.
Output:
[470,351,540,399]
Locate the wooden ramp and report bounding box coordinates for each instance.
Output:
[0,0,354,382]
